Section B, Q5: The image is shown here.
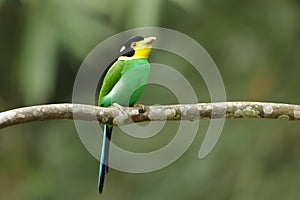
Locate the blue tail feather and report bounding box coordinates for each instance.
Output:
[98,125,113,194]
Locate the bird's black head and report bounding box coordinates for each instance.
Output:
[119,35,156,58]
[119,36,144,57]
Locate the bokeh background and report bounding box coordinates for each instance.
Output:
[1,0,300,199]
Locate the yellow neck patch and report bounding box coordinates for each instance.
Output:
[132,48,151,58]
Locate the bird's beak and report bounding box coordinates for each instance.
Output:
[144,36,157,45]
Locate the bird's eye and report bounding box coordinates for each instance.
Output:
[132,42,136,47]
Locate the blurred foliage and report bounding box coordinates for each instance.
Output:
[1,0,300,199]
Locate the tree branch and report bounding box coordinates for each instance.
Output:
[1,102,300,129]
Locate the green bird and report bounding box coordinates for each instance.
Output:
[97,35,156,193]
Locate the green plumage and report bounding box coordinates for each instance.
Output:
[97,58,151,194]
[98,58,151,107]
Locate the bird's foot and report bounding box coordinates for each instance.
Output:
[112,103,128,115]
[112,103,125,110]
[133,103,145,113]
[111,103,130,125]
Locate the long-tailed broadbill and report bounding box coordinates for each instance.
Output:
[97,36,156,193]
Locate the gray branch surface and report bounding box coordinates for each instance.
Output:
[1,102,300,129]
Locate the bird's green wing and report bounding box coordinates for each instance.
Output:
[98,60,124,106]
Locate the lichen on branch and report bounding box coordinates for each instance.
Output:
[0,102,300,129]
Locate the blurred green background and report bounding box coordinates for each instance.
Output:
[1,0,300,199]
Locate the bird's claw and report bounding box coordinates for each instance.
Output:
[112,103,124,110]
[112,103,128,114]
[133,103,145,113]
